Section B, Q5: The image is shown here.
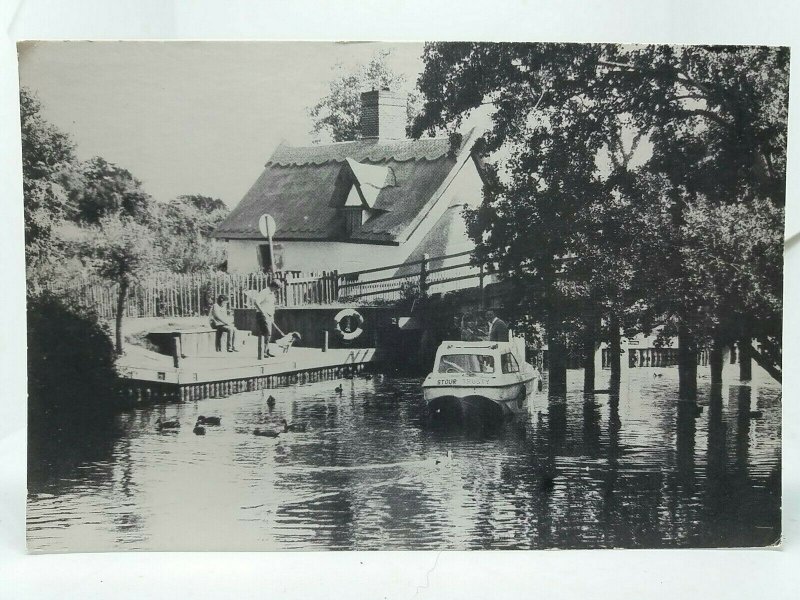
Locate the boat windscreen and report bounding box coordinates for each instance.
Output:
[438,354,495,374]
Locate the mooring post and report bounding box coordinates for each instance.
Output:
[323,330,329,353]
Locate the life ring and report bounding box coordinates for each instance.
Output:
[333,309,364,341]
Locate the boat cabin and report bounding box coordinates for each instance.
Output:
[434,341,524,376]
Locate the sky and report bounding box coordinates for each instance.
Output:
[18,41,426,207]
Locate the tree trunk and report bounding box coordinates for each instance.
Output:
[115,280,129,355]
[547,321,567,397]
[583,314,597,395]
[709,337,724,385]
[677,323,697,400]
[738,337,753,381]
[608,314,621,392]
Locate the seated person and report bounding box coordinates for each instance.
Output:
[209,294,238,352]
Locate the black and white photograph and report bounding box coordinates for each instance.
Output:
[16,38,787,555]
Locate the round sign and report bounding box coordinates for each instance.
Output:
[258,214,276,238]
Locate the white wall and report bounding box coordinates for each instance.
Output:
[226,238,406,274]
[224,157,484,276]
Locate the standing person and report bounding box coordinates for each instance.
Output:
[252,279,284,359]
[210,295,238,352]
[486,309,509,342]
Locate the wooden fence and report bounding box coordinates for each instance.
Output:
[50,270,340,319]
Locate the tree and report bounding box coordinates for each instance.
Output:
[605,45,788,388]
[413,43,787,395]
[81,215,161,353]
[156,194,229,273]
[72,156,155,226]
[309,50,420,142]
[19,87,79,286]
[416,43,655,393]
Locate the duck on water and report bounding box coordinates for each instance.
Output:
[281,419,307,433]
[155,418,180,432]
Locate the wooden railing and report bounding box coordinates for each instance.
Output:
[336,250,487,303]
[49,251,486,318]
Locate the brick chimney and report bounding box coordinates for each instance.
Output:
[360,89,407,140]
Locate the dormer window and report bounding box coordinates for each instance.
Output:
[338,158,396,238]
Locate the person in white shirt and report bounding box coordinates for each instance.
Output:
[486,309,509,342]
[210,294,237,352]
[251,280,284,358]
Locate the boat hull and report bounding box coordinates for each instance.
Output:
[423,373,537,416]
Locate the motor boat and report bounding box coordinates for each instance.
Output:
[422,336,542,417]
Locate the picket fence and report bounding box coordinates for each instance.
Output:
[52,270,340,319]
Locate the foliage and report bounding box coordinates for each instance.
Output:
[416,44,653,345]
[20,88,79,284]
[308,49,421,142]
[156,194,229,273]
[80,214,161,285]
[413,43,787,375]
[71,156,155,226]
[679,197,784,344]
[27,291,118,429]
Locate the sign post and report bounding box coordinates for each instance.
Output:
[258,214,277,273]
[256,214,278,360]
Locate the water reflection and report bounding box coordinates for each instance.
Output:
[28,369,781,551]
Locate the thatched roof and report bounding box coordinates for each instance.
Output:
[213,133,475,244]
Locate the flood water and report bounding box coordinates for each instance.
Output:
[27,368,781,551]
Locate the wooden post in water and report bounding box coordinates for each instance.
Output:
[547,318,567,397]
[678,323,698,400]
[322,330,329,353]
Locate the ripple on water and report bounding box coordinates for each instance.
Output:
[27,370,781,551]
